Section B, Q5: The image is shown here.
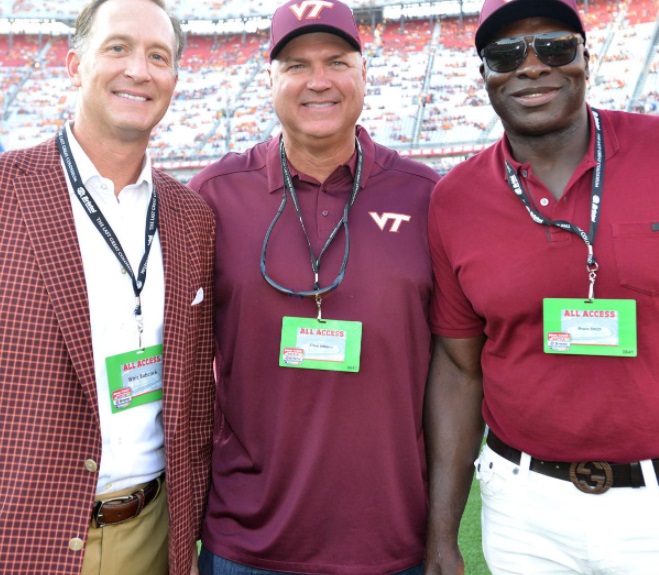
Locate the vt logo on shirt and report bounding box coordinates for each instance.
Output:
[289,1,334,20]
[369,212,412,233]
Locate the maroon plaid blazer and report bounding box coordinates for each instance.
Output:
[0,138,216,574]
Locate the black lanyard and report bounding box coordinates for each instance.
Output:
[57,129,158,345]
[260,137,363,318]
[505,108,605,299]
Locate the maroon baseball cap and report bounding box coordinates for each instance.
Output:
[475,0,586,54]
[269,0,362,61]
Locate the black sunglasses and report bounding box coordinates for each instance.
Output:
[481,31,584,73]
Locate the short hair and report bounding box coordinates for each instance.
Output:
[72,0,185,69]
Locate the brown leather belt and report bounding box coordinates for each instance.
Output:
[486,432,659,494]
[91,474,164,527]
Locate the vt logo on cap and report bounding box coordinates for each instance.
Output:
[289,1,335,21]
[269,0,362,61]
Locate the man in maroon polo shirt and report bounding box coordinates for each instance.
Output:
[189,1,439,574]
[424,0,659,574]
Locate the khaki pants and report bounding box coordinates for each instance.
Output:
[81,479,169,575]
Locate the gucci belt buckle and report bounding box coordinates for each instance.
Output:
[569,461,613,494]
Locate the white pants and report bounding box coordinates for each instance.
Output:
[476,444,659,575]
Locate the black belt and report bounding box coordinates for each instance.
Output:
[91,474,164,527]
[486,432,659,495]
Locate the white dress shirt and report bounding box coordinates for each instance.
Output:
[62,123,166,495]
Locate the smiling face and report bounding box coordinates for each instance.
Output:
[269,31,366,153]
[66,0,178,147]
[480,17,589,139]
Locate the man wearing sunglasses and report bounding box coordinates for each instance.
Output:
[424,0,659,574]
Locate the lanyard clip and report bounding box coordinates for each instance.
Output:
[586,261,599,302]
[315,295,326,323]
[135,296,144,348]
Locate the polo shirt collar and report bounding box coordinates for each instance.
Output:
[498,105,619,178]
[265,125,375,194]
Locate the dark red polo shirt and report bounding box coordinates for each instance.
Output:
[190,127,439,575]
[429,108,659,463]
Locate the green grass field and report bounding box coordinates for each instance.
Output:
[458,478,492,575]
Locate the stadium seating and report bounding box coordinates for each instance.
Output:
[0,0,658,175]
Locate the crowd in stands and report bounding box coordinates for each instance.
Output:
[0,0,658,174]
[0,0,428,19]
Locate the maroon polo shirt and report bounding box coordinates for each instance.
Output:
[429,107,659,463]
[190,127,439,575]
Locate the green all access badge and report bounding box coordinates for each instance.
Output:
[543,298,637,357]
[279,316,362,372]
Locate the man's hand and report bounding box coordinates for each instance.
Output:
[190,542,200,575]
[424,545,465,575]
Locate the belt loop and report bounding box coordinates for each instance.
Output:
[518,451,532,481]
[640,460,659,492]
[134,490,146,516]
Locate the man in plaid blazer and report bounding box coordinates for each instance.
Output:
[0,0,215,574]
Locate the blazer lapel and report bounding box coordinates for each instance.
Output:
[12,139,98,418]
